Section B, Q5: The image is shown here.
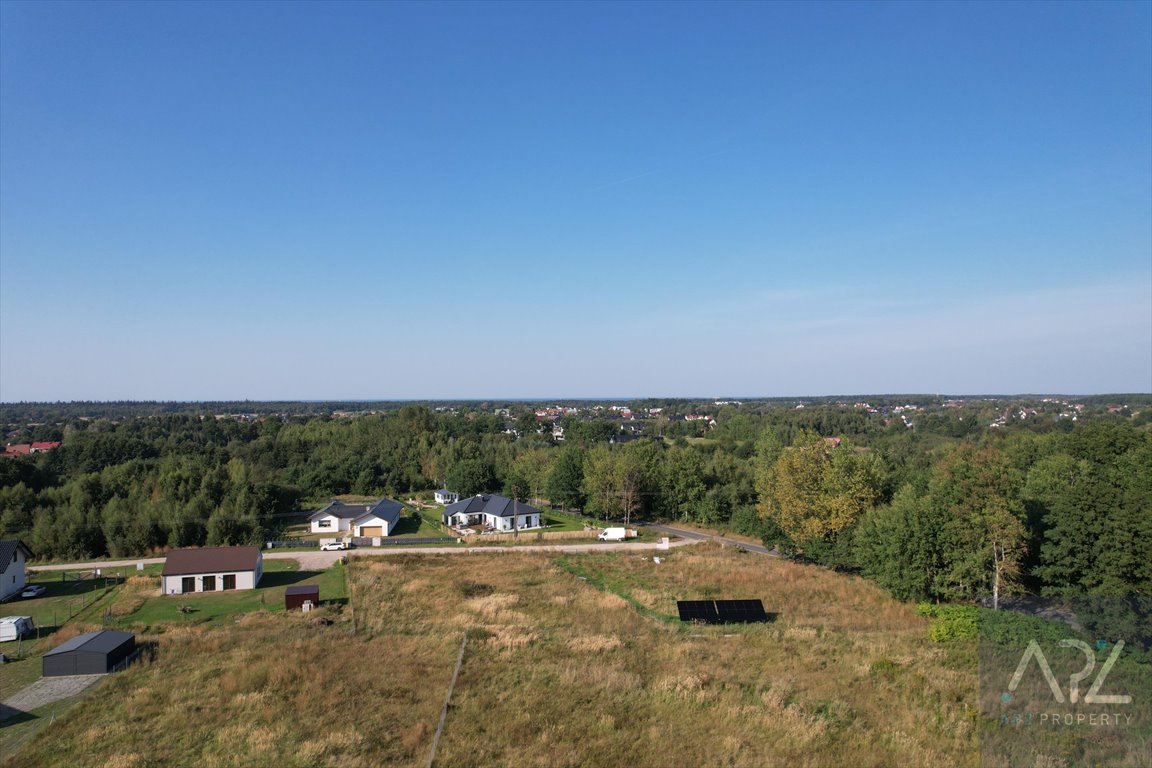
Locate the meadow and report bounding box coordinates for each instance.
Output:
[4,544,982,767]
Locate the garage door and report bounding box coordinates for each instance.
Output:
[361,526,383,537]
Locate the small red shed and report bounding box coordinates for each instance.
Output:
[285,585,320,611]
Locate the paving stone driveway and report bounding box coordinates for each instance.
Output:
[0,674,102,720]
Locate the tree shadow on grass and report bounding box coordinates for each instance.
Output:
[391,515,423,534]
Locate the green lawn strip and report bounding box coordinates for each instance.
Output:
[540,511,596,532]
[1,571,129,661]
[0,653,43,702]
[553,555,680,625]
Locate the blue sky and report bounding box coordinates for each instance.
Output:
[1,1,1149,400]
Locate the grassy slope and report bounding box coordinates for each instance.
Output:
[6,546,979,767]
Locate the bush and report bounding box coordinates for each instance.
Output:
[917,603,978,642]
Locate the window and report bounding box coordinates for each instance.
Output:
[182,576,195,593]
[222,574,236,590]
[317,519,332,528]
[203,575,216,591]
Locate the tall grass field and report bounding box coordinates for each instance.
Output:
[6,545,982,767]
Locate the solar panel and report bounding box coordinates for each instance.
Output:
[677,599,770,624]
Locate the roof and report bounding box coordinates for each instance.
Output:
[435,489,458,496]
[44,630,134,657]
[162,546,262,576]
[444,494,540,519]
[285,585,319,596]
[0,539,32,570]
[309,498,403,523]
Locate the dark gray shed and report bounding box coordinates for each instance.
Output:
[42,630,135,677]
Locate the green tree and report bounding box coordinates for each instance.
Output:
[661,446,707,522]
[927,444,1026,603]
[546,447,585,510]
[855,486,948,601]
[760,433,884,557]
[582,444,618,521]
[446,458,497,497]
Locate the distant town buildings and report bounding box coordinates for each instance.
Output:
[1,441,61,458]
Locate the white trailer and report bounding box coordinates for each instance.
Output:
[0,616,34,642]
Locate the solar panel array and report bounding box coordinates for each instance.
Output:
[677,599,769,624]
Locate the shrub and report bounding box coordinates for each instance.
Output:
[917,603,978,642]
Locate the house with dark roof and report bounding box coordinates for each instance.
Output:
[0,539,32,602]
[434,489,460,506]
[441,494,542,532]
[308,499,403,536]
[161,546,263,595]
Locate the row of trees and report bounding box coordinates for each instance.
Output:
[0,407,1147,605]
[754,423,1151,602]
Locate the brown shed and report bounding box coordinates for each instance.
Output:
[285,585,320,611]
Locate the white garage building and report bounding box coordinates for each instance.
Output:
[161,546,263,596]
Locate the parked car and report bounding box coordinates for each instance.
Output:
[20,584,46,598]
[320,541,348,551]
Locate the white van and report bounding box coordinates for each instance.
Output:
[598,527,627,542]
[0,616,34,642]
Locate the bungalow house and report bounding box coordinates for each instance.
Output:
[308,498,403,537]
[161,546,263,595]
[434,489,460,506]
[442,494,542,532]
[0,539,31,602]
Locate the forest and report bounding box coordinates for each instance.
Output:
[0,398,1148,607]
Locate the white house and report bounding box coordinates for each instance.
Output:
[351,500,402,537]
[161,546,263,596]
[308,499,403,536]
[442,494,542,532]
[434,489,460,506]
[0,539,31,602]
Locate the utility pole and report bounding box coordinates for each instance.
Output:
[512,486,520,538]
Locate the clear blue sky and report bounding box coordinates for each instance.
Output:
[2,1,1149,400]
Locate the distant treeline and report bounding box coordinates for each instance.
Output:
[0,403,1147,605]
[3,393,1149,424]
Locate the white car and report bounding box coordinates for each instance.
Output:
[20,585,46,598]
[320,542,347,551]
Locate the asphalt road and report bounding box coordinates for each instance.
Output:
[26,525,778,574]
[27,539,697,573]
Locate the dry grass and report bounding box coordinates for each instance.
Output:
[106,576,158,617]
[8,545,980,767]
